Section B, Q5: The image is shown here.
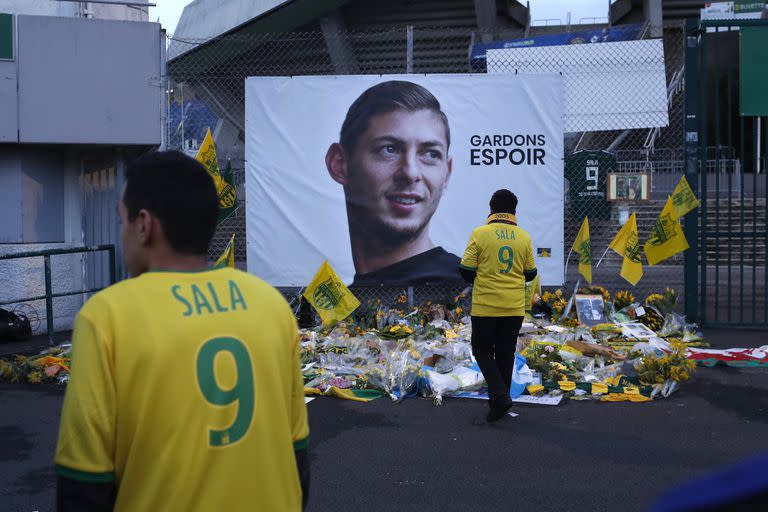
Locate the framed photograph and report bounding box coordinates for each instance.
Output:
[607,173,650,201]
[621,322,657,339]
[574,294,607,327]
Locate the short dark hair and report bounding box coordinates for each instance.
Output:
[123,151,218,255]
[490,189,518,214]
[339,80,450,153]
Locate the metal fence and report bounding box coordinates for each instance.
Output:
[0,246,116,344]
[166,23,688,309]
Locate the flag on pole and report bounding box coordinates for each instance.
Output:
[195,129,239,223]
[213,234,235,269]
[571,217,592,284]
[303,261,361,326]
[524,273,541,312]
[669,175,700,220]
[609,212,643,286]
[644,196,690,266]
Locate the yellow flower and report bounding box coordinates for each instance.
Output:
[27,370,42,384]
[455,307,463,315]
[645,293,664,305]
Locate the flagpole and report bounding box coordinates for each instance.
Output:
[595,247,611,268]
[292,287,306,316]
[564,248,572,278]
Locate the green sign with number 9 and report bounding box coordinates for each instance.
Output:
[196,337,254,447]
[498,245,514,274]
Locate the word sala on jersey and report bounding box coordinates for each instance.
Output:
[171,280,248,316]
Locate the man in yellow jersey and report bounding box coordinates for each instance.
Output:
[55,151,309,511]
[459,189,537,422]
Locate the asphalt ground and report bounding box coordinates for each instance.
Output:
[1,329,767,512]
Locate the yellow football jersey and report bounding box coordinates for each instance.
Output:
[55,267,309,512]
[460,213,536,316]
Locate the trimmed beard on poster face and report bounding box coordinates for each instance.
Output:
[245,74,565,287]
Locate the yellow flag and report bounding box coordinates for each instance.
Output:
[304,261,360,326]
[524,273,541,311]
[195,129,238,213]
[644,196,689,266]
[609,212,643,286]
[669,176,699,219]
[571,217,592,284]
[213,234,235,269]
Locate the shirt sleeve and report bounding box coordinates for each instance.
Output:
[460,230,479,271]
[55,309,117,483]
[289,317,309,450]
[524,237,536,272]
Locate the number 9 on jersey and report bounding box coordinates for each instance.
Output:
[196,337,255,447]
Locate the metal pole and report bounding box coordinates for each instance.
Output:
[683,19,700,323]
[406,25,413,74]
[757,118,762,174]
[180,82,185,151]
[159,28,168,151]
[44,255,54,346]
[108,245,116,285]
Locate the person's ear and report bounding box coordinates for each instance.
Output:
[135,209,154,247]
[326,143,349,186]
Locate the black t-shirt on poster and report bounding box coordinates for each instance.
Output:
[350,247,463,288]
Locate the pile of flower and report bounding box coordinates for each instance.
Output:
[0,346,71,385]
[295,284,712,404]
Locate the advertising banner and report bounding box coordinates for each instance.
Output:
[246,74,565,287]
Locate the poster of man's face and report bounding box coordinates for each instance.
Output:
[245,74,565,287]
[331,108,452,243]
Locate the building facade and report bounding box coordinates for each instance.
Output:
[0,3,161,335]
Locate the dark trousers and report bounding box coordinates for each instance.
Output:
[471,316,524,406]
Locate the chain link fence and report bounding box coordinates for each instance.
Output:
[166,22,688,311]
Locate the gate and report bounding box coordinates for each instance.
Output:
[80,155,125,289]
[684,18,768,327]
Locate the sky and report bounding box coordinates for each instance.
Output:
[148,0,187,34]
[149,0,612,35]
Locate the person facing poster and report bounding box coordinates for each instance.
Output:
[459,189,537,422]
[325,80,464,287]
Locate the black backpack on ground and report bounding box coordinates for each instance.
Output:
[0,308,32,343]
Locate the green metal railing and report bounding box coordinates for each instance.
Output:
[0,245,116,344]
[685,18,768,328]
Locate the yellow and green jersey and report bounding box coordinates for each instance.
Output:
[460,213,537,316]
[55,267,309,512]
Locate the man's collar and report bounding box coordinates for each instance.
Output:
[486,213,517,225]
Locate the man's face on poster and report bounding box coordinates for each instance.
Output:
[328,108,452,243]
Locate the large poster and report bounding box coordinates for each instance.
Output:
[246,74,564,287]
